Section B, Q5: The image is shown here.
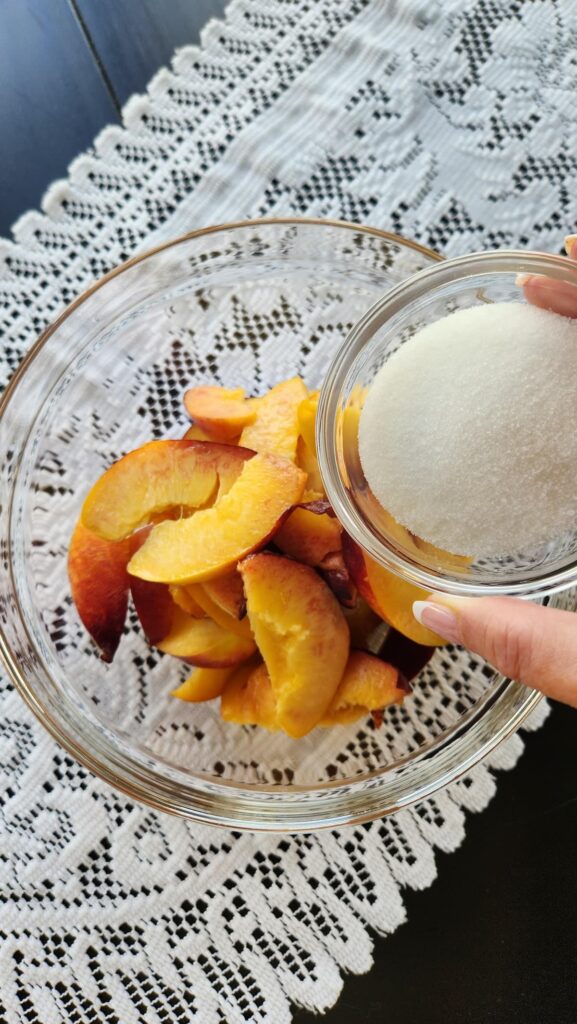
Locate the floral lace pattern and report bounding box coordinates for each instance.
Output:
[1,0,576,1020]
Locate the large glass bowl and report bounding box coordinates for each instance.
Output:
[0,219,554,831]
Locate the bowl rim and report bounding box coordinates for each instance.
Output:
[0,218,541,831]
[317,247,577,601]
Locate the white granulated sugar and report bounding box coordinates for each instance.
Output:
[358,302,577,557]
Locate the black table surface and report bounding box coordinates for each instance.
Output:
[1,3,577,1022]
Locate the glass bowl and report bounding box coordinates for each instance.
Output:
[317,250,577,601]
[0,220,560,832]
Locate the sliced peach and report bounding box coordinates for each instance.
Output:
[221,662,278,730]
[68,520,133,662]
[296,436,325,495]
[239,552,349,737]
[130,577,175,646]
[377,627,435,682]
[172,666,234,702]
[342,534,447,646]
[169,584,206,617]
[239,377,307,461]
[82,440,254,541]
[297,391,319,454]
[158,606,255,666]
[128,452,306,584]
[343,598,381,648]
[186,584,253,641]
[184,385,255,441]
[321,651,407,725]
[182,424,214,442]
[274,503,341,566]
[317,550,357,607]
[203,571,246,620]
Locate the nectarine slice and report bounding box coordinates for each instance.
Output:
[317,550,357,607]
[172,666,234,702]
[296,436,325,495]
[128,452,306,584]
[297,391,319,454]
[221,662,278,730]
[377,627,435,682]
[182,424,214,442]
[81,441,207,540]
[239,552,349,737]
[158,606,256,666]
[343,598,381,648]
[321,651,407,725]
[274,503,341,566]
[342,534,447,646]
[130,577,174,646]
[68,520,133,662]
[169,584,206,617]
[203,571,246,620]
[186,584,253,641]
[184,385,255,441]
[239,377,307,461]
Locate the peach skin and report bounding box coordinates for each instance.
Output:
[68,520,134,662]
[239,552,349,737]
[128,452,306,584]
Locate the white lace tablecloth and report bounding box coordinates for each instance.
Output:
[1,1,576,1020]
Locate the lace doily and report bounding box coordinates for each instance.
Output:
[1,1,576,1020]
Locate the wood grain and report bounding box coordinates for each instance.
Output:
[0,0,118,236]
[73,0,229,104]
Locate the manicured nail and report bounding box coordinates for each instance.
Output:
[412,600,461,643]
[515,273,533,287]
[564,234,577,257]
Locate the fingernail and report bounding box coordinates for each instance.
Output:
[515,273,533,287]
[412,600,462,643]
[564,234,577,257]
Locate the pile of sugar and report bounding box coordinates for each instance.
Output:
[358,302,577,557]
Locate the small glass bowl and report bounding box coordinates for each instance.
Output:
[317,250,577,601]
[1,225,570,832]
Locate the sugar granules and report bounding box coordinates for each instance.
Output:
[358,302,577,557]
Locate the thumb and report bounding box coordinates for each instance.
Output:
[413,595,577,708]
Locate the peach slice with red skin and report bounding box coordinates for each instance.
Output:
[342,533,447,646]
[377,627,435,683]
[81,440,254,541]
[274,501,342,566]
[130,577,175,646]
[321,651,407,726]
[239,552,349,737]
[297,391,319,454]
[317,550,357,607]
[184,386,255,441]
[343,598,381,648]
[239,377,307,461]
[221,662,278,730]
[68,520,133,662]
[182,423,214,443]
[221,652,407,733]
[172,666,234,702]
[203,571,246,620]
[128,452,306,584]
[157,606,256,666]
[169,584,206,617]
[185,584,253,641]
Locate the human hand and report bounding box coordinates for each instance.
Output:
[413,234,577,707]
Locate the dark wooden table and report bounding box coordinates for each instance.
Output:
[2,3,577,1022]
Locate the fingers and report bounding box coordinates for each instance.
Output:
[413,596,577,707]
[516,234,577,318]
[516,274,577,317]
